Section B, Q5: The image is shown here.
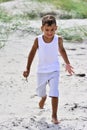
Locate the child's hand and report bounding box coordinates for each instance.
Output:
[23,70,29,78]
[65,64,74,75]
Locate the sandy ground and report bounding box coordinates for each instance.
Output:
[0,0,87,130]
[0,28,87,130]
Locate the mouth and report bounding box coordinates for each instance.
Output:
[47,34,53,37]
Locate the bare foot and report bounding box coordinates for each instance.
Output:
[52,117,60,124]
[39,96,47,109]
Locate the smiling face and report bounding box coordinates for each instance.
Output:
[41,23,57,40]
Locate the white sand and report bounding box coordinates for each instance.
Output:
[0,0,87,130]
[0,28,87,130]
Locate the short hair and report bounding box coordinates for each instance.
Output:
[42,15,56,26]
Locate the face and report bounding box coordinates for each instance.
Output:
[41,24,57,39]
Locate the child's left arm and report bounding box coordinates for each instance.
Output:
[58,36,74,75]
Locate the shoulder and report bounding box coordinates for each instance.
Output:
[58,36,63,44]
[58,36,64,49]
[37,34,42,39]
[33,37,38,49]
[54,34,63,43]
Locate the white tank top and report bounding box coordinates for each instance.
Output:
[37,34,60,73]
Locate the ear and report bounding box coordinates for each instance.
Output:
[41,26,43,31]
[55,26,57,30]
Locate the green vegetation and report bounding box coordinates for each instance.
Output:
[36,0,87,18]
[0,7,13,48]
[0,24,9,48]
[18,13,38,20]
[0,0,12,3]
[58,25,87,42]
[0,0,87,19]
[0,0,87,48]
[0,8,12,22]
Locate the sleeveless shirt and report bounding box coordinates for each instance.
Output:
[37,34,60,73]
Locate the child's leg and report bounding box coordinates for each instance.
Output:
[37,73,47,109]
[51,97,60,124]
[39,96,47,109]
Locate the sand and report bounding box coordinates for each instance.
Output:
[0,0,87,130]
[0,27,87,130]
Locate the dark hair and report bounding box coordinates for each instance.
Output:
[42,15,56,26]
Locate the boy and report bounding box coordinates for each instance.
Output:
[23,15,74,124]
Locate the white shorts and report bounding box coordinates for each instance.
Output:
[36,71,60,97]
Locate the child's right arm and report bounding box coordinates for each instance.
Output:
[23,38,38,78]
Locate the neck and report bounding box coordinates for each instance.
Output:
[43,35,54,43]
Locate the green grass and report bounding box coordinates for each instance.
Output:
[0,24,9,48]
[0,0,12,3]
[0,8,13,22]
[18,13,38,20]
[0,21,87,49]
[36,0,87,18]
[58,25,87,42]
[0,0,87,49]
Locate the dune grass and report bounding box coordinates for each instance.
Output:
[0,0,87,49]
[0,18,87,49]
[0,8,12,22]
[1,0,87,19]
[0,24,87,49]
[58,25,87,42]
[0,0,12,3]
[36,0,87,18]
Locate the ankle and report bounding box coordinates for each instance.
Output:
[39,96,47,109]
[52,113,57,119]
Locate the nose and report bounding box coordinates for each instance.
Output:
[48,31,52,35]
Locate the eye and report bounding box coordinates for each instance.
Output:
[46,29,49,31]
[51,29,54,31]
